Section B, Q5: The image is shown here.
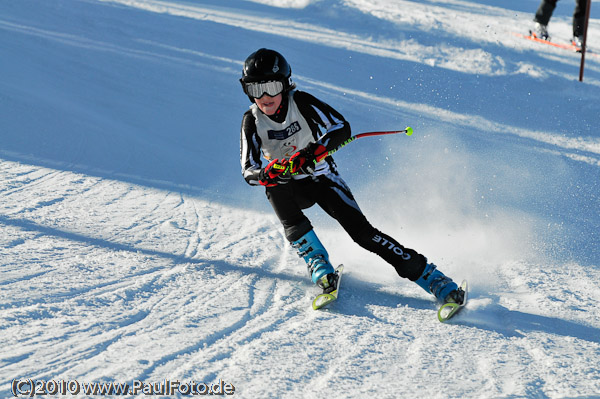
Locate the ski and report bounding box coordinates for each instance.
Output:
[312,265,343,310]
[512,32,599,58]
[437,280,468,322]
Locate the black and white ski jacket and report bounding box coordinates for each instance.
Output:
[240,90,351,186]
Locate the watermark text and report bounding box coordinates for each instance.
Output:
[10,378,235,396]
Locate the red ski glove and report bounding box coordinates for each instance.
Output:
[259,159,291,187]
[288,143,328,175]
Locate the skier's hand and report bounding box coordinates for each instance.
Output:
[288,142,327,175]
[259,159,291,187]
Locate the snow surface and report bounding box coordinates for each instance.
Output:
[1,0,600,397]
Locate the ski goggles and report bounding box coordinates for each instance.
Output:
[244,80,284,99]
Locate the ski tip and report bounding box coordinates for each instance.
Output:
[437,303,460,322]
[312,293,336,310]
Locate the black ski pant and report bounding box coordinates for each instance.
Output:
[534,0,587,37]
[265,173,426,281]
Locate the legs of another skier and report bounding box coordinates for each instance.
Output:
[533,0,557,39]
[573,0,586,41]
[533,0,586,42]
[534,0,557,27]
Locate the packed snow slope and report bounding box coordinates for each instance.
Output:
[1,0,600,398]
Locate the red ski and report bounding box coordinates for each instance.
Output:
[513,32,599,58]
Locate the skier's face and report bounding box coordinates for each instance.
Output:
[255,93,282,116]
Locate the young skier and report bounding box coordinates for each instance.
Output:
[239,48,464,305]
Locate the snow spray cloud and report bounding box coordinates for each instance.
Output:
[343,129,541,289]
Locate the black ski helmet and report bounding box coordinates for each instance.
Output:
[240,48,295,99]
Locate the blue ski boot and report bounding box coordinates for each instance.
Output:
[292,230,337,292]
[415,263,464,304]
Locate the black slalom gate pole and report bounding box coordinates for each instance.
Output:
[579,0,592,82]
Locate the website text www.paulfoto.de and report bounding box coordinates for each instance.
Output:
[10,378,235,397]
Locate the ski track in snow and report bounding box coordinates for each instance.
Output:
[1,0,600,398]
[0,160,296,387]
[1,158,599,397]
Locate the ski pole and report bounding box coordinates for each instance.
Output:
[327,126,413,157]
[287,127,413,175]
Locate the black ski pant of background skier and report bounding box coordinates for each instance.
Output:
[534,0,587,37]
[265,172,427,281]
